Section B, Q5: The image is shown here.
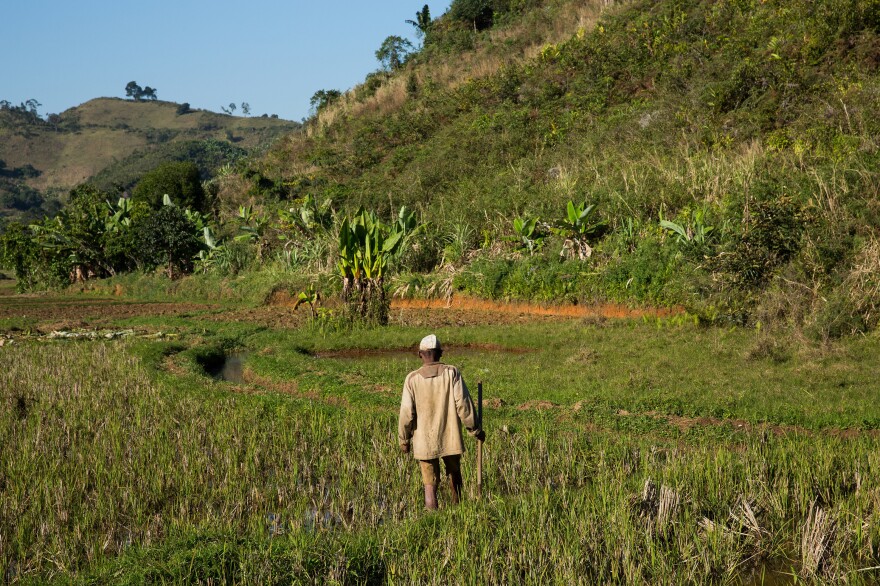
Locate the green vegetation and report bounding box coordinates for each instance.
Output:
[336,207,420,324]
[90,138,247,193]
[2,301,880,584]
[405,4,432,38]
[309,90,343,114]
[376,36,414,71]
[131,161,206,211]
[124,81,158,101]
[0,185,215,289]
[5,0,880,341]
[227,0,880,340]
[5,2,880,582]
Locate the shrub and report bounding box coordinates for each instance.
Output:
[133,205,203,278]
[719,197,808,288]
[450,0,494,30]
[132,161,207,211]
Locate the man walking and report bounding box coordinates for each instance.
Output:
[398,334,485,510]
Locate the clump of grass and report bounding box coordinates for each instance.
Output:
[746,333,792,364]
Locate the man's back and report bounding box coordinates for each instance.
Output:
[399,361,477,461]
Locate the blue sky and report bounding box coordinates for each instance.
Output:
[2,0,452,121]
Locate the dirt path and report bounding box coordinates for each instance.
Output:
[0,296,221,332]
[387,296,684,327]
[263,292,684,328]
[392,296,683,319]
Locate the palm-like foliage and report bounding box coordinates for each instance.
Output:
[337,206,420,324]
[512,215,545,254]
[551,200,607,260]
[234,205,272,260]
[406,4,432,38]
[660,208,715,247]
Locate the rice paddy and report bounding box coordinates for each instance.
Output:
[2,294,880,584]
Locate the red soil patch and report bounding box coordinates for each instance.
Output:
[391,296,683,320]
[266,288,297,307]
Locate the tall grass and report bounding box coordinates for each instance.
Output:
[2,337,880,583]
[310,0,615,134]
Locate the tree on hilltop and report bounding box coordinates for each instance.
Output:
[309,89,342,114]
[450,0,493,30]
[125,81,142,99]
[0,99,43,125]
[406,4,432,38]
[376,36,414,71]
[125,81,158,101]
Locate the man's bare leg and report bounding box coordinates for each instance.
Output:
[424,484,438,510]
[444,455,463,504]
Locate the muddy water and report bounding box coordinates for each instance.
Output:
[209,352,250,383]
[740,566,797,585]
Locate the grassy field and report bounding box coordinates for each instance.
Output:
[2,291,880,584]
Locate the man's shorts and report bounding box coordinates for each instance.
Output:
[419,455,461,486]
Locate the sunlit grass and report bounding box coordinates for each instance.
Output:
[2,316,880,583]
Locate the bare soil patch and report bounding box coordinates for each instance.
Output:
[0,297,219,327]
[485,397,506,409]
[392,296,683,320]
[203,305,308,329]
[517,400,559,411]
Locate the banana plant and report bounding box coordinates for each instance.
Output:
[551,200,606,260]
[293,284,321,319]
[105,198,132,232]
[162,193,209,234]
[336,206,420,323]
[195,225,240,274]
[235,205,271,260]
[278,194,334,241]
[660,207,715,247]
[512,215,545,254]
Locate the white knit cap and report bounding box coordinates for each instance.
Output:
[419,334,441,351]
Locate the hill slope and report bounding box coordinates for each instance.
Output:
[0,98,299,220]
[239,0,880,336]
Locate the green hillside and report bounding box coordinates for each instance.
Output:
[242,0,880,337]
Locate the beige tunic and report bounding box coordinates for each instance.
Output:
[398,362,479,460]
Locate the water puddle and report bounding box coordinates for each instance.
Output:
[739,563,798,585]
[205,352,250,383]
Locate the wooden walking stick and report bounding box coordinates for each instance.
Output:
[477,381,483,498]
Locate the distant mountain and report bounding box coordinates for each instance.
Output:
[0,98,300,222]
